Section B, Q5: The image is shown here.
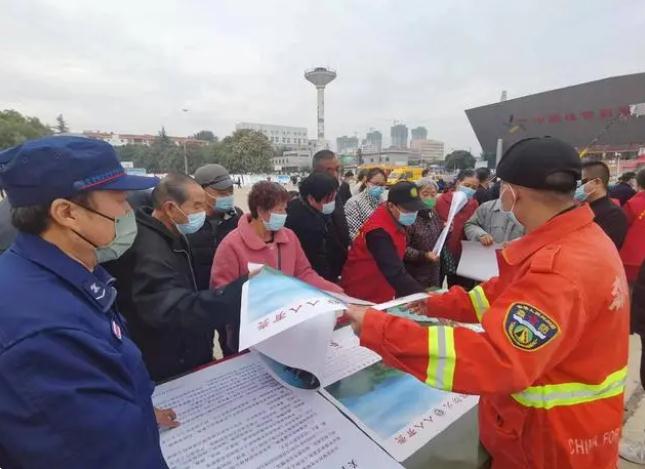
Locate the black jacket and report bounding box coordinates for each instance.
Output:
[474,185,493,205]
[338,181,352,206]
[186,207,242,290]
[609,182,636,206]
[103,207,244,382]
[286,198,344,282]
[589,196,628,249]
[331,192,351,253]
[365,228,424,297]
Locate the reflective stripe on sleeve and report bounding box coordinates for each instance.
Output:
[468,286,490,322]
[511,366,627,410]
[425,326,456,391]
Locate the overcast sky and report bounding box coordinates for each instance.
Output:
[2,0,644,153]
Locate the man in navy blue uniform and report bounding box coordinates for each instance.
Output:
[0,136,170,468]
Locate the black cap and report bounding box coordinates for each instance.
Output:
[496,137,581,190]
[388,181,426,211]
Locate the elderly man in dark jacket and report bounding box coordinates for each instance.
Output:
[187,164,243,290]
[311,150,350,268]
[104,173,244,382]
[286,172,344,283]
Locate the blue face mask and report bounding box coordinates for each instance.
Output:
[263,212,287,231]
[574,181,595,203]
[175,209,206,235]
[574,186,587,202]
[457,185,476,199]
[368,185,385,200]
[398,210,418,226]
[214,195,235,212]
[321,200,336,215]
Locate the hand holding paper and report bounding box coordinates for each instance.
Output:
[345,305,369,334]
[432,191,468,255]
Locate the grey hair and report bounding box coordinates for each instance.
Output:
[416,177,438,192]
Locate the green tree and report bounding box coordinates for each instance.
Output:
[445,150,476,171]
[156,126,171,145]
[56,114,69,134]
[219,129,274,173]
[193,130,217,142]
[114,129,273,174]
[0,109,53,149]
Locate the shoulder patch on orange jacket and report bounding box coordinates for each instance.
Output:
[530,245,561,273]
[504,303,560,351]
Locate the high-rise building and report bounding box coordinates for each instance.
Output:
[235,122,308,150]
[390,124,409,149]
[365,130,383,152]
[411,126,428,142]
[336,135,359,154]
[410,139,445,164]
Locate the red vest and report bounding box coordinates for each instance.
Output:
[341,204,407,303]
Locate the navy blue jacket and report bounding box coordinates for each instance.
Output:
[0,234,166,468]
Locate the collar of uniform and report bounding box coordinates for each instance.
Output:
[501,205,594,266]
[12,233,117,313]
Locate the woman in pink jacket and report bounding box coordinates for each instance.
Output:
[211,181,343,293]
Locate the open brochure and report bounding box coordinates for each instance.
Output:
[320,327,479,461]
[151,268,482,466]
[153,353,403,469]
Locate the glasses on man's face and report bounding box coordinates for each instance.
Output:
[579,177,598,186]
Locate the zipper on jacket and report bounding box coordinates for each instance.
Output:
[173,247,198,291]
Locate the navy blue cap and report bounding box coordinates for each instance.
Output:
[0,136,159,207]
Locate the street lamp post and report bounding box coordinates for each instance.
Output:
[183,140,188,174]
[182,108,189,174]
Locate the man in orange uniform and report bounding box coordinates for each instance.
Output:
[347,137,630,469]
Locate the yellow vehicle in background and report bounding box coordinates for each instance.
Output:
[358,163,397,177]
[386,166,425,186]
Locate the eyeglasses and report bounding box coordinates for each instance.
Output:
[579,177,599,186]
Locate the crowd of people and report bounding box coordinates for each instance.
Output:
[0,134,644,467]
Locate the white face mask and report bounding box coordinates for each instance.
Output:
[500,184,523,227]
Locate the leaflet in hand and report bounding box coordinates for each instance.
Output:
[432,190,468,255]
[378,293,484,333]
[239,266,344,351]
[456,240,500,282]
[241,266,348,391]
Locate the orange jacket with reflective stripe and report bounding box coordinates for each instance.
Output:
[361,205,630,469]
